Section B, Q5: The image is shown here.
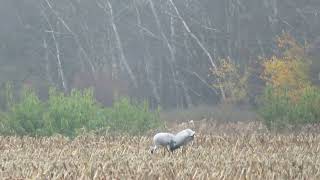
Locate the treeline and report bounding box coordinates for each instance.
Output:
[1,33,319,135]
[0,0,320,109]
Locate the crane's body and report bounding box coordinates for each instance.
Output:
[150,129,195,154]
[150,132,175,154]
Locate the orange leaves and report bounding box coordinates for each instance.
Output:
[262,56,309,102]
[262,33,311,102]
[261,56,309,90]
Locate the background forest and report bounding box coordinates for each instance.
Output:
[1,0,320,135]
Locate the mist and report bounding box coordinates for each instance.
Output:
[0,0,319,110]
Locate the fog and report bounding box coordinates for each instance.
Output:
[0,0,319,109]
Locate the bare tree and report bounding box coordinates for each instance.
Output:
[168,0,226,101]
[97,0,138,88]
[40,6,68,92]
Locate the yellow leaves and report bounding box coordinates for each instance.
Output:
[210,57,249,103]
[262,56,309,90]
[262,33,312,102]
[212,57,237,77]
[277,32,296,49]
[276,32,306,59]
[262,57,310,102]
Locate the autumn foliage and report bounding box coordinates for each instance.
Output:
[210,57,249,104]
[261,33,311,98]
[259,33,320,130]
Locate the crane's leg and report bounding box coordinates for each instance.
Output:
[166,145,171,153]
[150,145,157,154]
[165,145,173,155]
[165,145,173,156]
[181,146,186,155]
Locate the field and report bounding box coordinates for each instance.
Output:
[1,122,320,179]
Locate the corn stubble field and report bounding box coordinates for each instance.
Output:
[1,122,320,179]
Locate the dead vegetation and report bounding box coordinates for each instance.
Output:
[1,122,320,179]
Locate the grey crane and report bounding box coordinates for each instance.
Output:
[150,132,175,154]
[150,129,195,154]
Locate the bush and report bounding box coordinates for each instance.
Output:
[106,97,163,135]
[2,87,162,136]
[43,88,106,136]
[6,88,45,136]
[259,86,320,130]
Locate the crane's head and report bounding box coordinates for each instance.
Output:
[186,129,195,136]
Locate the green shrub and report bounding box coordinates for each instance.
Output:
[2,87,163,136]
[43,88,106,137]
[259,86,320,130]
[0,111,9,134]
[296,87,320,123]
[106,97,163,135]
[7,88,45,135]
